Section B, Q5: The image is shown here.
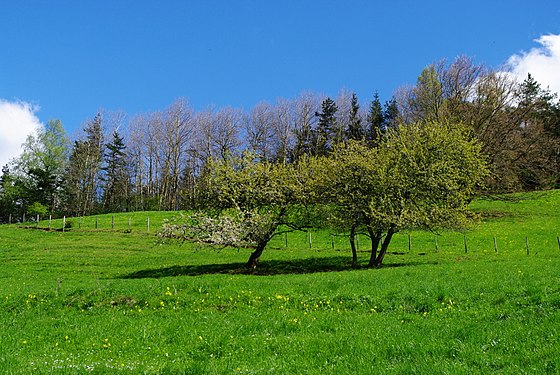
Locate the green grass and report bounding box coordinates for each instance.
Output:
[1,191,560,373]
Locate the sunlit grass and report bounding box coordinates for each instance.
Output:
[1,190,560,373]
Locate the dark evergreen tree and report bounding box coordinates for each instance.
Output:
[367,93,384,147]
[347,93,363,141]
[82,113,104,215]
[102,129,129,212]
[314,97,338,156]
[383,97,399,129]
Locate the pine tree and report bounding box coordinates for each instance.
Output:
[367,93,384,147]
[383,98,399,129]
[347,93,363,141]
[102,129,129,212]
[83,113,104,214]
[314,97,338,156]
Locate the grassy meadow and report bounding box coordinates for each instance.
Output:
[1,190,560,373]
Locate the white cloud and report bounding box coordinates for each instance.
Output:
[507,34,560,95]
[0,100,43,169]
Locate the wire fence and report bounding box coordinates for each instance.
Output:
[5,214,560,256]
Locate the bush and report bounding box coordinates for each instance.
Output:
[27,202,48,217]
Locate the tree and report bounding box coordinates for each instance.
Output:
[383,97,399,129]
[395,57,560,192]
[319,121,487,267]
[313,97,338,156]
[102,129,129,212]
[244,102,274,161]
[160,153,316,269]
[0,165,24,222]
[269,98,296,163]
[15,119,69,215]
[292,93,321,161]
[367,93,384,147]
[346,92,364,141]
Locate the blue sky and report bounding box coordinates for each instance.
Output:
[1,1,560,166]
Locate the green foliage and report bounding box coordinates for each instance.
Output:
[169,153,318,267]
[102,129,129,212]
[13,119,69,215]
[346,92,363,141]
[26,202,48,217]
[367,93,384,146]
[316,121,488,266]
[314,97,338,156]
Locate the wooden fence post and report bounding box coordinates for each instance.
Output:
[493,236,498,254]
[408,234,411,252]
[463,235,468,253]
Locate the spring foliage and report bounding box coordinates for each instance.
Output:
[160,121,488,268]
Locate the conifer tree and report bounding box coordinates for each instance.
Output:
[347,93,363,141]
[314,97,338,156]
[102,129,129,212]
[367,93,384,147]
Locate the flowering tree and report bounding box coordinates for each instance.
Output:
[159,153,317,268]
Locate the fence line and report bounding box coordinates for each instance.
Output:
[4,216,560,256]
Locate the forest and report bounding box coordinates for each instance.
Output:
[1,56,559,223]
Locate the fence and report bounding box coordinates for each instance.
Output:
[8,213,176,234]
[4,215,560,256]
[269,230,560,257]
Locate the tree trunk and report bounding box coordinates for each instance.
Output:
[367,227,382,268]
[373,226,396,267]
[349,225,358,268]
[247,242,266,269]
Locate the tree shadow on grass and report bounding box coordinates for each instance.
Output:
[119,256,434,279]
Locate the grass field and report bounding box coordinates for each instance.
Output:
[1,190,560,373]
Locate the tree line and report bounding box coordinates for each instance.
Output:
[0,56,559,223]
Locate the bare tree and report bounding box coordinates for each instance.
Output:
[270,98,296,163]
[244,102,274,160]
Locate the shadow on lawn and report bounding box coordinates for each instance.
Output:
[120,256,433,279]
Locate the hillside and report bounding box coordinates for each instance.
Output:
[0,190,559,373]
